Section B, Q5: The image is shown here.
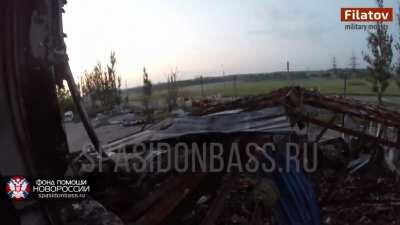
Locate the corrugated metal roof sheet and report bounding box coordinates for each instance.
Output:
[260,145,321,225]
[105,105,321,225]
[105,106,291,149]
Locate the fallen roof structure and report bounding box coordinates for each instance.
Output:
[79,87,399,225]
[195,86,400,148]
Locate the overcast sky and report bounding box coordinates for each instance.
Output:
[63,0,399,87]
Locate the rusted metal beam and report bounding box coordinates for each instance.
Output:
[200,175,233,225]
[304,99,399,129]
[63,64,101,151]
[50,0,101,153]
[195,86,400,148]
[120,173,193,222]
[196,87,400,129]
[315,114,338,142]
[132,173,207,225]
[296,113,399,148]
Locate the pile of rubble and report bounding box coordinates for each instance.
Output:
[312,138,400,225]
[64,87,399,225]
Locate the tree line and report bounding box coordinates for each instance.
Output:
[78,51,122,114]
[57,0,400,119]
[56,50,180,120]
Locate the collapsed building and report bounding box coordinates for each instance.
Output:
[1,1,399,225]
[83,86,398,225]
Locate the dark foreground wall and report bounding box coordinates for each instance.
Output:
[0,0,68,176]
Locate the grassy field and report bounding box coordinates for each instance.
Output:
[180,78,399,97]
[127,78,400,107]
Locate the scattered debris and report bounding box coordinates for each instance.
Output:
[20,87,400,225]
[69,87,399,225]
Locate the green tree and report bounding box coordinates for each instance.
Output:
[123,80,130,108]
[56,84,75,114]
[395,5,400,89]
[80,51,122,112]
[363,0,393,105]
[142,67,152,121]
[166,68,179,112]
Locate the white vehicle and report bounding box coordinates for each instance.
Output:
[64,111,74,122]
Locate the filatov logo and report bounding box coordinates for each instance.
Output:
[341,8,393,22]
[5,176,31,200]
[341,7,393,31]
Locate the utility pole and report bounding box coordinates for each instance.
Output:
[221,64,226,90]
[200,75,204,98]
[233,75,237,98]
[124,79,129,107]
[125,79,128,96]
[287,61,290,73]
[332,56,338,76]
[343,53,358,98]
[350,52,358,75]
[287,61,290,85]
